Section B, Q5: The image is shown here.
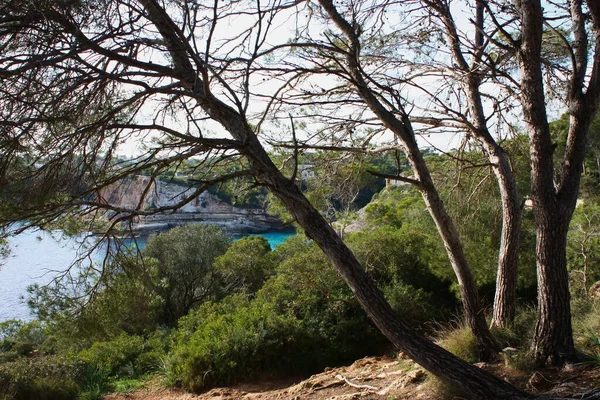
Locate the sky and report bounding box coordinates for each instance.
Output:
[111,0,573,159]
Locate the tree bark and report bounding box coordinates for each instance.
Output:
[519,0,575,365]
[430,0,523,328]
[490,150,522,328]
[518,0,600,365]
[530,110,591,365]
[532,207,576,365]
[316,0,501,360]
[257,164,529,400]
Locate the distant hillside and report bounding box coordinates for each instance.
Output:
[98,176,285,234]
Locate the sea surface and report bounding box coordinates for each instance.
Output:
[232,231,294,248]
[0,228,294,322]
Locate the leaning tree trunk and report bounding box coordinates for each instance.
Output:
[405,142,502,360]
[138,0,523,395]
[258,165,529,400]
[314,0,502,359]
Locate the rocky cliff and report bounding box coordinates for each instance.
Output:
[98,176,286,234]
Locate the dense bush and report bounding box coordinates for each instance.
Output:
[214,236,275,296]
[346,227,456,322]
[0,355,81,400]
[362,185,540,305]
[7,215,531,399]
[167,230,464,391]
[78,334,147,379]
[263,236,387,359]
[13,208,584,398]
[169,294,299,391]
[168,236,396,391]
[0,319,172,400]
[143,224,232,326]
[0,320,46,362]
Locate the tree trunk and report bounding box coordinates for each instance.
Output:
[529,106,591,365]
[464,76,522,330]
[532,209,576,365]
[490,152,522,328]
[313,0,501,358]
[518,0,577,366]
[431,0,523,329]
[518,0,600,365]
[259,167,529,400]
[405,143,502,360]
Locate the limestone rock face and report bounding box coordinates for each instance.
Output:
[98,176,284,233]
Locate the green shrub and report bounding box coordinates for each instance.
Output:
[169,238,388,391]
[382,282,438,323]
[143,224,232,326]
[71,331,169,398]
[214,236,274,296]
[137,329,172,374]
[0,355,82,400]
[78,333,146,378]
[170,294,298,391]
[0,320,46,355]
[0,330,172,400]
[76,366,111,400]
[264,238,386,361]
[346,227,456,322]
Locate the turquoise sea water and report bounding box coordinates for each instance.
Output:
[0,229,295,322]
[232,231,295,248]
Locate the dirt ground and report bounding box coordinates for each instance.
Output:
[103,355,600,400]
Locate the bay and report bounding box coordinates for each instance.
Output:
[0,228,295,322]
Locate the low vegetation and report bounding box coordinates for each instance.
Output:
[1,178,600,399]
[0,215,444,398]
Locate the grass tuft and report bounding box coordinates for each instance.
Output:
[436,322,479,363]
[422,375,468,400]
